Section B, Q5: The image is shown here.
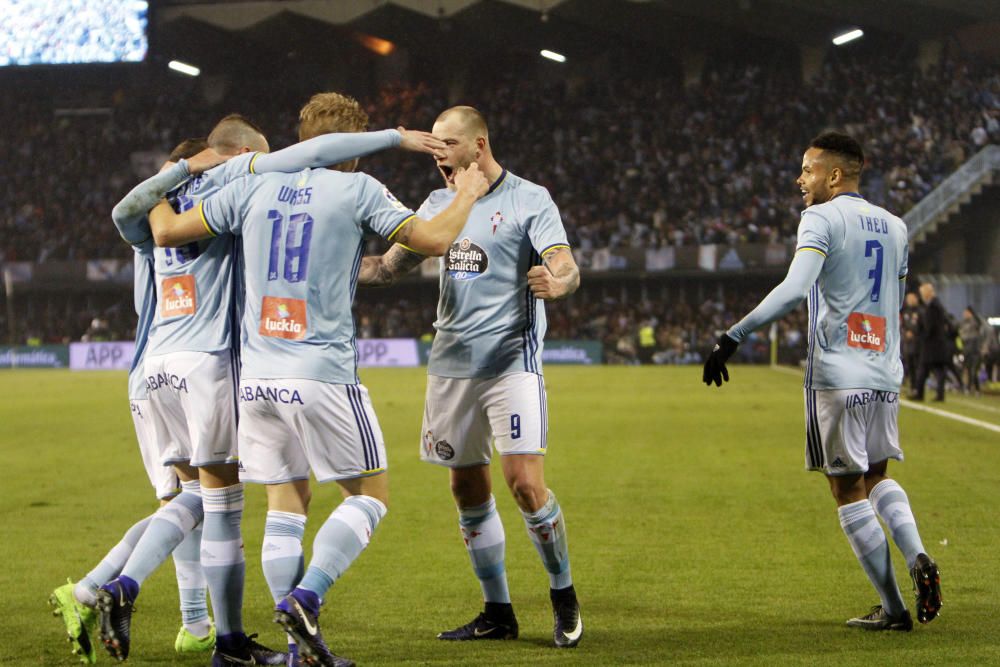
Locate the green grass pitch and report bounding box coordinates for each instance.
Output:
[3,366,998,665]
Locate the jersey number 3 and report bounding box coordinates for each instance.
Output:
[267,210,314,283]
[864,240,883,303]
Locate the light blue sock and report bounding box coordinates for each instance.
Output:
[522,490,572,590]
[869,479,927,569]
[262,511,307,602]
[298,496,386,600]
[173,522,211,635]
[76,515,153,606]
[120,491,203,586]
[201,484,245,637]
[838,499,906,617]
[458,496,511,603]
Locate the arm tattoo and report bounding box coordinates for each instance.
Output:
[393,220,414,247]
[542,247,581,297]
[362,245,425,287]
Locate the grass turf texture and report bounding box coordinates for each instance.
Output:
[3,366,998,666]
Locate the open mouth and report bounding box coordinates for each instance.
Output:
[439,164,455,183]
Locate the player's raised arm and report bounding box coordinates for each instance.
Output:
[149,199,214,247]
[357,243,427,287]
[111,148,225,245]
[249,127,444,175]
[388,164,489,256]
[527,247,580,300]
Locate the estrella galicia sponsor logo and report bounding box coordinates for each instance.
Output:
[844,390,898,409]
[146,372,189,393]
[446,237,488,280]
[434,440,455,460]
[240,385,305,405]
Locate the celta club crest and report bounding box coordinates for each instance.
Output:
[490,211,504,235]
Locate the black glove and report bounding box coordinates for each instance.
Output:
[703,333,739,387]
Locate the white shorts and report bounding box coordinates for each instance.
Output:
[237,379,387,484]
[145,350,239,468]
[420,372,547,468]
[804,388,903,475]
[130,399,181,499]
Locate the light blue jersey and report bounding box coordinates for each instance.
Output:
[201,168,415,384]
[112,130,405,389]
[128,241,156,399]
[147,153,257,356]
[799,192,908,391]
[416,170,570,378]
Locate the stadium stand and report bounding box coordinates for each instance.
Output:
[0,47,997,359]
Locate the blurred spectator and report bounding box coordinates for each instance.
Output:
[2,49,997,264]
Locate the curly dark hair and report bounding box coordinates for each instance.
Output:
[809,131,865,177]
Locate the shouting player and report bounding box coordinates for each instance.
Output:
[147,92,489,667]
[703,132,942,630]
[362,106,584,648]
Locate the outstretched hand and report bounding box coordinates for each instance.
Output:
[397,126,446,155]
[452,162,490,199]
[703,333,739,387]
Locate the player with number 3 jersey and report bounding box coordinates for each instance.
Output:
[702,132,942,633]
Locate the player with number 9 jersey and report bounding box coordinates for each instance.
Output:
[149,91,489,665]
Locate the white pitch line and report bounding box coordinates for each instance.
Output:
[899,399,1000,433]
[948,397,1000,415]
[768,365,1000,434]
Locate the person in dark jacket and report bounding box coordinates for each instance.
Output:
[900,292,923,394]
[913,282,951,401]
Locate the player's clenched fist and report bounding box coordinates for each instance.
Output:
[526,264,564,300]
[453,162,490,198]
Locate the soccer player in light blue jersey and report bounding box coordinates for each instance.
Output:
[362,106,584,648]
[147,92,489,667]
[95,112,444,667]
[703,132,942,631]
[49,138,216,665]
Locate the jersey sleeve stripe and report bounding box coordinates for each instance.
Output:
[387,214,416,241]
[796,246,827,257]
[248,152,261,174]
[198,201,217,237]
[396,242,420,254]
[540,243,571,256]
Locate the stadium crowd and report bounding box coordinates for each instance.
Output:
[0,0,147,66]
[1,48,998,371]
[1,50,998,265]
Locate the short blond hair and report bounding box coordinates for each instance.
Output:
[298,92,369,141]
[207,114,267,154]
[436,105,488,139]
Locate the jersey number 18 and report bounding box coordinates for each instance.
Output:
[267,210,314,283]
